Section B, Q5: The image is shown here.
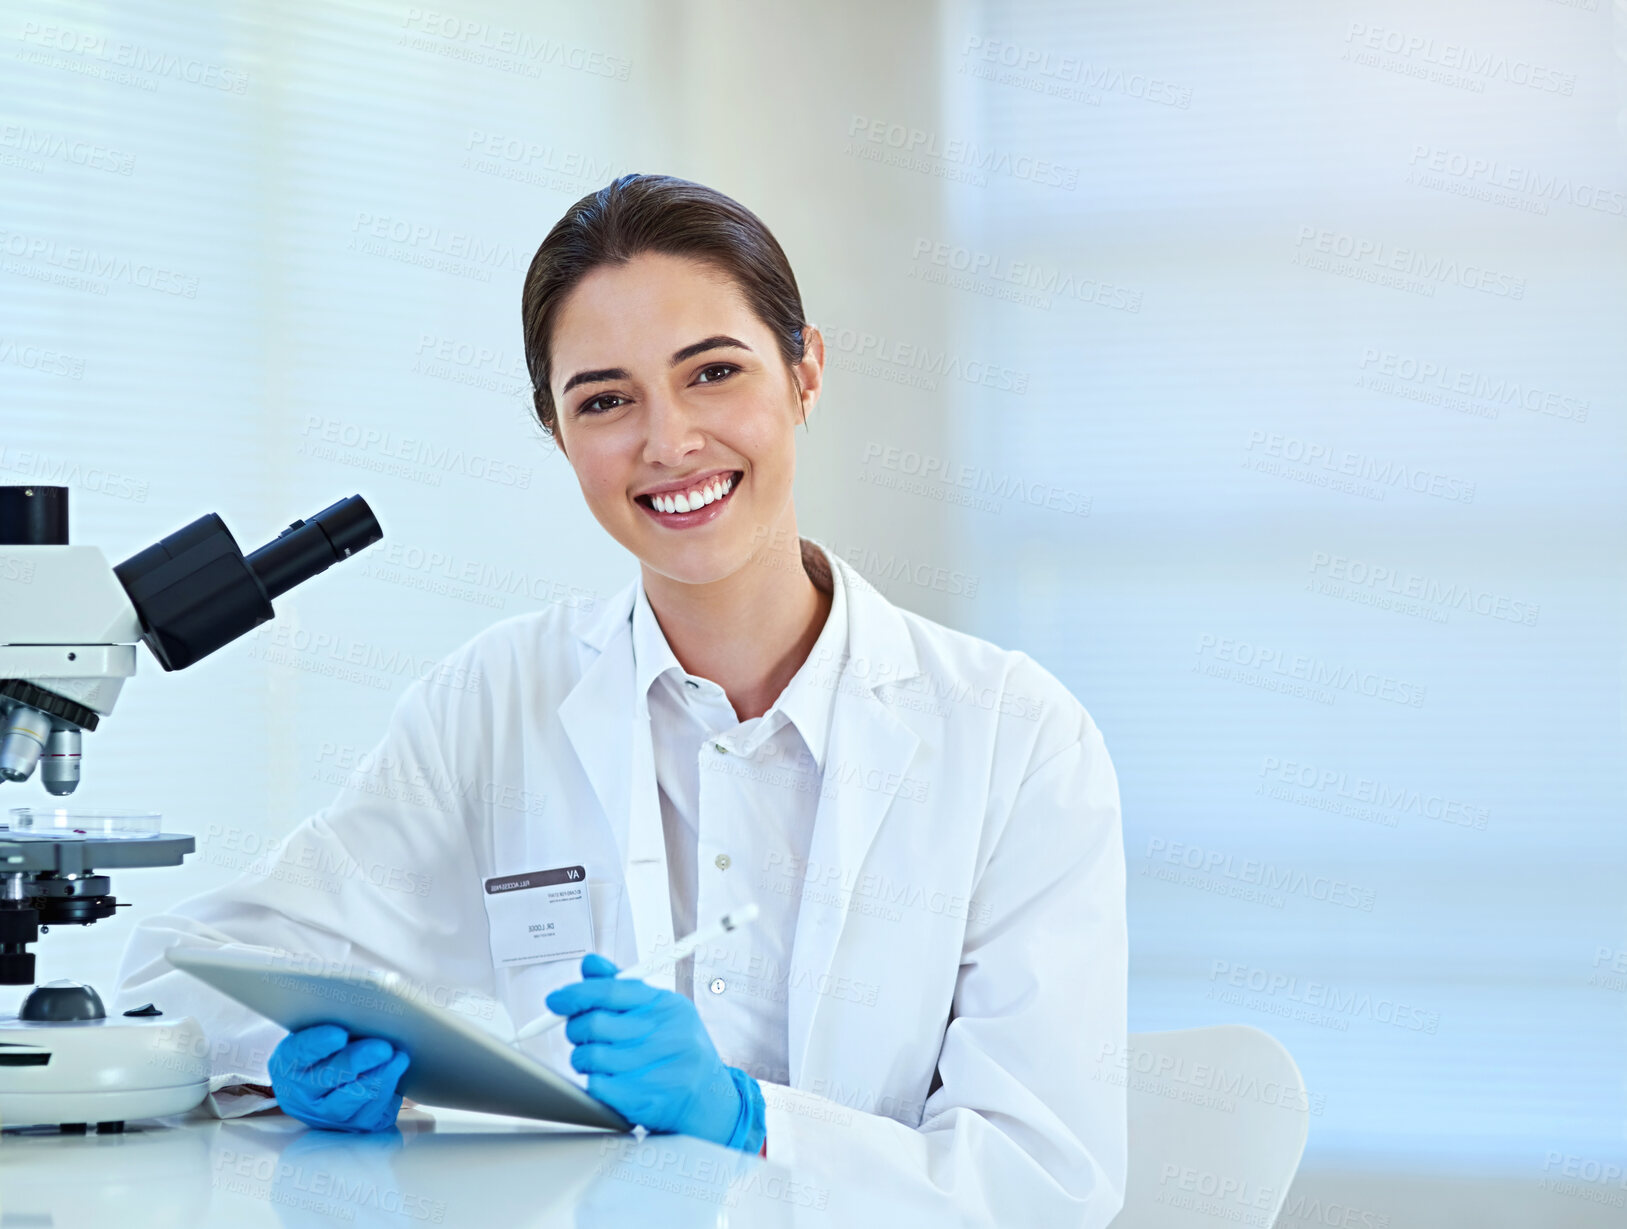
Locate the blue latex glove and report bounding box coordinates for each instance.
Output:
[268,1023,411,1132]
[545,952,766,1152]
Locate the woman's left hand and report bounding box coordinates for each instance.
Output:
[545,953,765,1151]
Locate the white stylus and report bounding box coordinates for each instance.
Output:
[511,902,761,1043]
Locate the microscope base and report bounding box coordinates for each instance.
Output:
[0,1013,210,1131]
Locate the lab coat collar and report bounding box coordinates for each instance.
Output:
[766,540,847,771]
[558,538,925,1085]
[628,585,682,717]
[568,536,912,675]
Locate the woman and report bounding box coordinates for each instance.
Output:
[115,174,1127,1225]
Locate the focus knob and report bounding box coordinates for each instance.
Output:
[20,980,106,1022]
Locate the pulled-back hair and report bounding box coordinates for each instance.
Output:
[520,173,810,446]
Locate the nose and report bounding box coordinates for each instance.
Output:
[641,394,706,467]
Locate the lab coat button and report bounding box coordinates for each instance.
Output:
[708,977,726,994]
[714,853,731,871]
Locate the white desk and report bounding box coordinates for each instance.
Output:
[0,1105,906,1227]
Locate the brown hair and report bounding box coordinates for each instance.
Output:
[520,173,811,448]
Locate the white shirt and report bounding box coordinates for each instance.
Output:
[630,539,847,1088]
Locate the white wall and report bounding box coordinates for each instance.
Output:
[933,0,1627,1184]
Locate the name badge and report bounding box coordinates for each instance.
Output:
[483,865,595,969]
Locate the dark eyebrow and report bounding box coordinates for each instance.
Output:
[560,335,753,397]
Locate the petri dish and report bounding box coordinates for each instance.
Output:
[4,808,162,840]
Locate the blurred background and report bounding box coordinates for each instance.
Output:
[1,0,1623,1222]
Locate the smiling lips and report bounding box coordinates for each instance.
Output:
[637,471,739,516]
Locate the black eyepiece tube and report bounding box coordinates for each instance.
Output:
[246,495,383,601]
[0,485,69,546]
[114,494,384,672]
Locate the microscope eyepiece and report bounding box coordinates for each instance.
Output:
[114,495,382,671]
[0,485,69,547]
[245,495,384,601]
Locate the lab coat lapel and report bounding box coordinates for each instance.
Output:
[556,582,676,991]
[786,552,924,1086]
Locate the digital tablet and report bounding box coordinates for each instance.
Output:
[165,945,631,1132]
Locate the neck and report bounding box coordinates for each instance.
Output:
[641,528,833,722]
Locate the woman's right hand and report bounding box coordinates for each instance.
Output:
[267,1023,411,1132]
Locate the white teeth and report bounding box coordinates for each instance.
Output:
[647,473,736,515]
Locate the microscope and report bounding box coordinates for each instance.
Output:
[0,484,382,1131]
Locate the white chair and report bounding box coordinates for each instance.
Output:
[1109,1026,1310,1228]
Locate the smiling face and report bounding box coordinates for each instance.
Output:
[548,251,822,586]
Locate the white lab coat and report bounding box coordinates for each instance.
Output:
[114,541,1126,1227]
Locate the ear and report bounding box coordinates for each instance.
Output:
[794,325,825,426]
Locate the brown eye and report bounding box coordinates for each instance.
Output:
[578,393,625,415]
[695,363,739,384]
